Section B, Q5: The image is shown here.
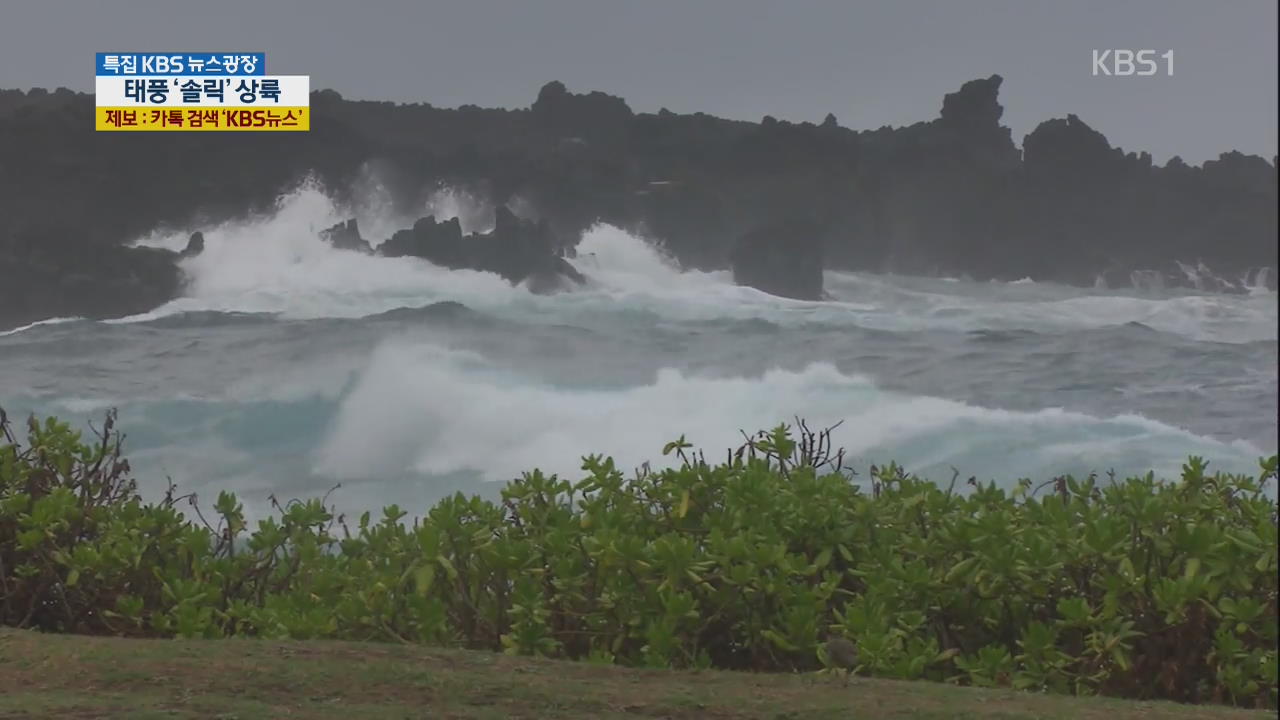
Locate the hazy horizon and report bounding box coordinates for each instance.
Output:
[1,0,1276,165]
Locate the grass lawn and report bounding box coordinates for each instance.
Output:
[0,627,1271,719]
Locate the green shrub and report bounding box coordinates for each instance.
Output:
[1,408,1276,708]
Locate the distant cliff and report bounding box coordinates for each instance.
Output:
[0,77,1275,329]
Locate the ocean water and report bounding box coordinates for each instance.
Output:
[2,186,1276,519]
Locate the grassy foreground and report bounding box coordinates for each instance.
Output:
[0,627,1271,720]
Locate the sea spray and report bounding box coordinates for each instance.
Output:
[317,340,1266,488]
[2,184,1272,522]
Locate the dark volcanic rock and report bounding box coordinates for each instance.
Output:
[0,76,1276,329]
[1023,113,1120,180]
[486,206,585,289]
[0,226,182,327]
[1010,113,1277,286]
[531,80,633,141]
[731,218,825,300]
[319,219,372,253]
[940,75,1004,133]
[525,257,587,294]
[180,231,205,258]
[376,207,585,291]
[379,215,465,263]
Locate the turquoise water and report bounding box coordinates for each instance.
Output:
[2,187,1275,519]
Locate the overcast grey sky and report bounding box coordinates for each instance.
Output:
[1,0,1275,164]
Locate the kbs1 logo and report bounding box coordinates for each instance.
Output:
[94,53,310,131]
[1092,49,1174,77]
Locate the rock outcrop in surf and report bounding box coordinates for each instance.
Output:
[179,232,205,258]
[319,219,372,254]
[323,208,585,292]
[0,225,182,325]
[0,78,1275,329]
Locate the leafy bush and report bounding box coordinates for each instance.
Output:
[1,408,1276,708]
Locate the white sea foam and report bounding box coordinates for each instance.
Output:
[127,183,521,320]
[0,316,82,337]
[110,184,1278,345]
[3,185,1275,523]
[314,341,1267,491]
[823,272,1277,344]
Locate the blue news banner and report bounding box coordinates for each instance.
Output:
[95,52,310,131]
[95,53,266,76]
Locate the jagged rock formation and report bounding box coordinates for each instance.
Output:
[0,77,1275,329]
[327,208,584,291]
[0,225,181,325]
[378,215,463,261]
[318,219,372,254]
[179,231,205,258]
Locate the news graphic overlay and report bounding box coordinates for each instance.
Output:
[95,53,310,131]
